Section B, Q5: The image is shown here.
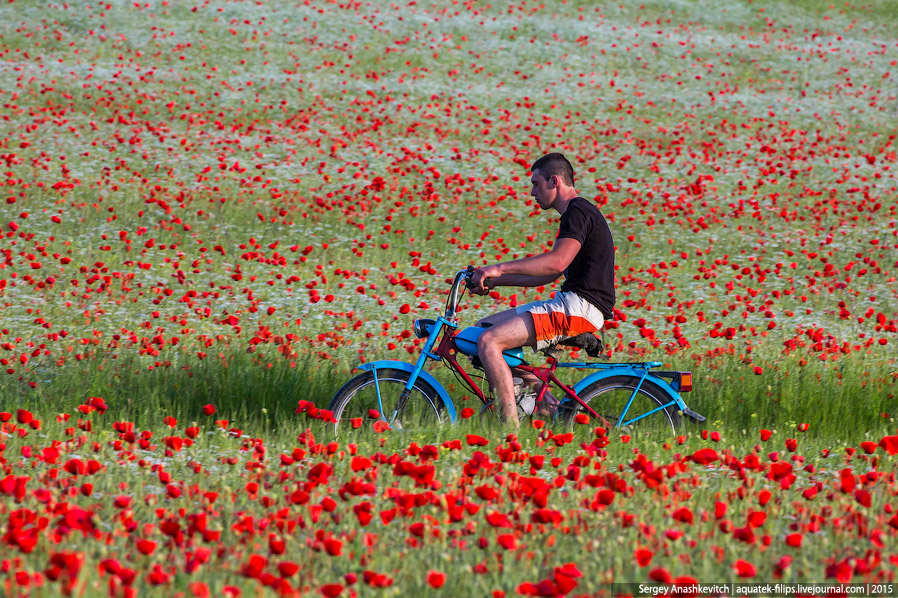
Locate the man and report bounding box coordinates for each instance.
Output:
[470,153,615,427]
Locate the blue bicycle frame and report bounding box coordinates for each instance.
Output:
[341,268,705,429]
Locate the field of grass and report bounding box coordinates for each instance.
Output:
[1,0,897,595]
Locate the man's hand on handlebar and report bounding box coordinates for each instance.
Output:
[469,265,501,296]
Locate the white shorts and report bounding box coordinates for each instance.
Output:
[515,291,605,351]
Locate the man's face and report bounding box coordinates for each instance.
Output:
[530,170,556,210]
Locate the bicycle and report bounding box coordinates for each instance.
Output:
[328,267,706,434]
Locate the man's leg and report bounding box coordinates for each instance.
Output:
[477,308,558,416]
[476,313,537,428]
[475,308,519,328]
[477,308,539,389]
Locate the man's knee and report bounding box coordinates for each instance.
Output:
[477,315,534,356]
[477,328,498,355]
[477,326,516,357]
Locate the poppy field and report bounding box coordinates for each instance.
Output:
[1,0,897,595]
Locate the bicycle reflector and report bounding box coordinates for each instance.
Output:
[657,371,693,393]
[413,318,435,339]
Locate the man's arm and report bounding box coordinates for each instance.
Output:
[484,272,561,289]
[471,238,581,292]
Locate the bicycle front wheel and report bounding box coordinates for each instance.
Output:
[561,375,682,436]
[327,368,444,435]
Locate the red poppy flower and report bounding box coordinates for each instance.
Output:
[649,567,672,583]
[714,501,727,519]
[746,510,766,528]
[734,559,756,578]
[826,560,853,584]
[427,570,446,588]
[768,462,793,481]
[278,562,299,577]
[321,584,343,597]
[691,448,719,465]
[136,539,157,555]
[466,434,489,447]
[665,529,684,541]
[486,512,512,528]
[496,534,518,550]
[475,485,499,501]
[323,538,342,556]
[671,507,694,525]
[595,489,615,506]
[634,548,653,567]
[879,435,898,455]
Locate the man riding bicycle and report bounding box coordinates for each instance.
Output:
[469,153,616,428]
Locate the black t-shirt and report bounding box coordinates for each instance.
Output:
[556,197,616,319]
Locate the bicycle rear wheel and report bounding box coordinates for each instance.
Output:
[327,368,443,435]
[560,375,682,435]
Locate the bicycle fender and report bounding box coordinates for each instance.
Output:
[358,361,457,424]
[572,368,687,411]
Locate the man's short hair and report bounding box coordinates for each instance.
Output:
[531,153,575,186]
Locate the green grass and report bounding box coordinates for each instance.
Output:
[3,345,894,445]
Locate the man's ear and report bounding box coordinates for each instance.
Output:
[548,175,558,188]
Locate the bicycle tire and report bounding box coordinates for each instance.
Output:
[560,375,682,436]
[327,368,443,435]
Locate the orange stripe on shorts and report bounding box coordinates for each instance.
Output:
[531,312,596,342]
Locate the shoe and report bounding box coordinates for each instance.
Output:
[517,393,536,416]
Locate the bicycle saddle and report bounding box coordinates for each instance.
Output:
[558,332,604,358]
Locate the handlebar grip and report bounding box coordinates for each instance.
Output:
[463,266,476,289]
